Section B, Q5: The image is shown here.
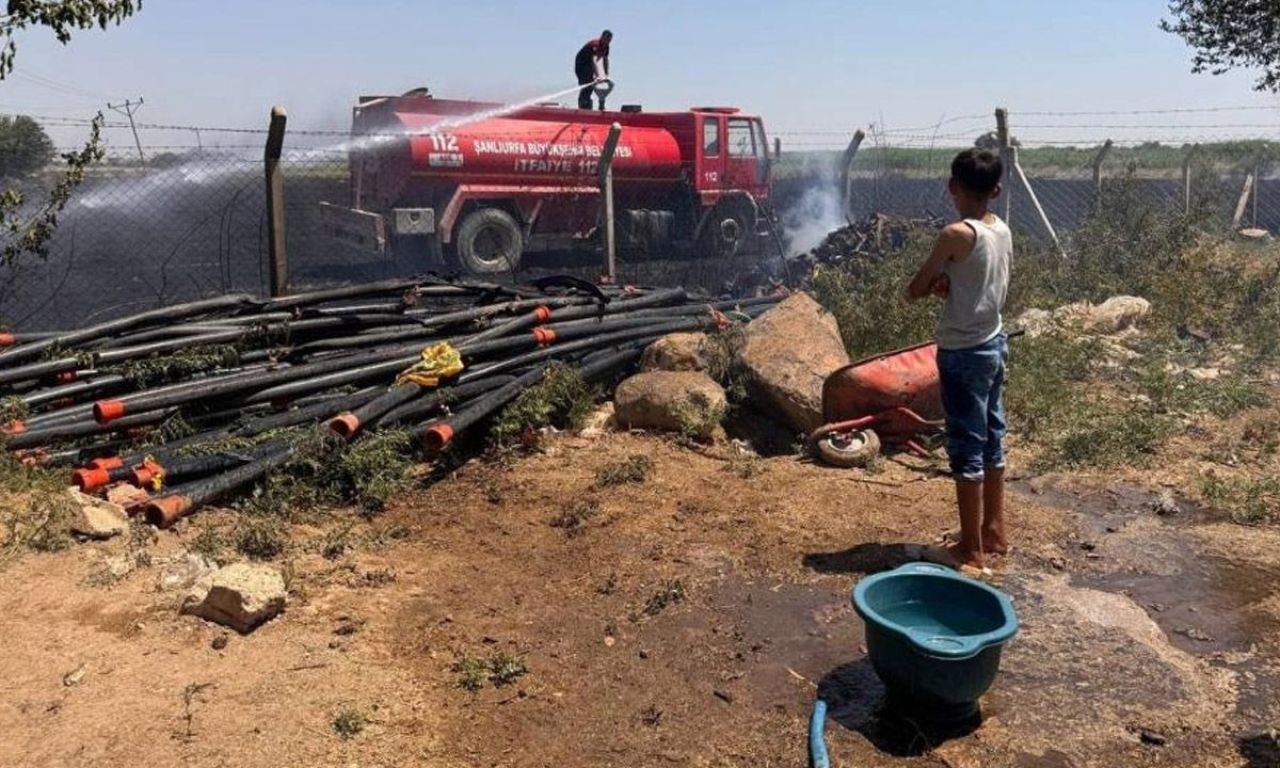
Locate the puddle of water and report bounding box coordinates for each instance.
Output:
[678,577,863,712]
[1014,477,1280,723]
[1016,478,1279,652]
[686,576,1004,758]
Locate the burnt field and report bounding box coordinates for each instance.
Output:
[1,166,1268,332]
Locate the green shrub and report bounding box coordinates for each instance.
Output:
[491,364,596,450]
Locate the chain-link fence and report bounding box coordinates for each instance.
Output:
[771,110,1280,254]
[3,106,1280,331]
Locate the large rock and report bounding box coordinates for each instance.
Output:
[641,333,713,373]
[181,563,287,634]
[614,371,727,439]
[1016,296,1151,338]
[736,293,850,433]
[1075,296,1151,334]
[67,488,129,540]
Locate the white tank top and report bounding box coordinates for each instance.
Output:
[936,216,1011,350]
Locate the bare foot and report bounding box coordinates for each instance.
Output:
[981,531,1010,556]
[947,543,985,570]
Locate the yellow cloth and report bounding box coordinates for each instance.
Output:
[142,456,166,491]
[396,342,464,388]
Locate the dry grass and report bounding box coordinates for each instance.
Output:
[595,455,655,487]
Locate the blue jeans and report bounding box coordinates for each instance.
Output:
[937,334,1008,482]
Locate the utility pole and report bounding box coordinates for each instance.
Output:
[108,97,146,164]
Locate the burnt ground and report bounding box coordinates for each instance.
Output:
[1,422,1278,768]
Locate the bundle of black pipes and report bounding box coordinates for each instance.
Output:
[0,275,782,527]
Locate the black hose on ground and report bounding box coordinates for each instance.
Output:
[143,444,296,528]
[5,407,180,450]
[414,366,551,452]
[371,376,516,431]
[0,293,259,368]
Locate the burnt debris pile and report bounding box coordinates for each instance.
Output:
[798,213,945,270]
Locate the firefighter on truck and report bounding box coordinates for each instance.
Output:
[574,30,613,111]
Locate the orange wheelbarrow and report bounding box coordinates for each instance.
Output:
[809,341,945,467]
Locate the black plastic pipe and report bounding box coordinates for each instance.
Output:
[5,407,179,450]
[93,345,429,424]
[143,444,295,528]
[371,376,515,431]
[259,278,478,312]
[0,293,258,367]
[415,365,550,452]
[233,387,382,437]
[72,442,281,492]
[241,353,421,405]
[20,374,129,408]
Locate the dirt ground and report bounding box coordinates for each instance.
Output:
[2,420,1279,767]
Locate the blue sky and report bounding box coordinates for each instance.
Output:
[3,0,1278,150]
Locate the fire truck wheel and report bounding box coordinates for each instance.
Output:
[698,203,753,259]
[455,208,524,274]
[812,428,881,468]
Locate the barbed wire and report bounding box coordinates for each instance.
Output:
[1014,105,1280,116]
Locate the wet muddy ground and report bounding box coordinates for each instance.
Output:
[0,433,1277,767]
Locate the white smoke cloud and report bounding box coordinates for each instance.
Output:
[779,181,846,258]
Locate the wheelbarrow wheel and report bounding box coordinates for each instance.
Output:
[814,428,881,468]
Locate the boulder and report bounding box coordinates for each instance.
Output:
[641,333,713,373]
[614,371,727,439]
[735,293,850,433]
[1075,296,1151,335]
[181,563,287,634]
[67,488,129,540]
[1015,296,1151,338]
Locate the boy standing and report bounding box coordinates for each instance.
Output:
[907,149,1012,570]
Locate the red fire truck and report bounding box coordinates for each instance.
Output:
[321,91,774,275]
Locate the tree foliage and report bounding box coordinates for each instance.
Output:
[1,112,105,265]
[0,115,54,178]
[1162,1,1280,92]
[0,1,141,79]
[0,2,136,265]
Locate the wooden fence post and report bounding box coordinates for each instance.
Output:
[1252,164,1260,228]
[264,106,288,298]
[598,123,623,283]
[1091,139,1113,210]
[840,129,866,221]
[995,108,1011,223]
[1182,145,1198,215]
[1233,171,1255,231]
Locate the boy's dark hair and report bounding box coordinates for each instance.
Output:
[951,149,1003,196]
[602,29,613,39]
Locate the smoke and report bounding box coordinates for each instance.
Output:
[72,81,595,212]
[778,180,846,258]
